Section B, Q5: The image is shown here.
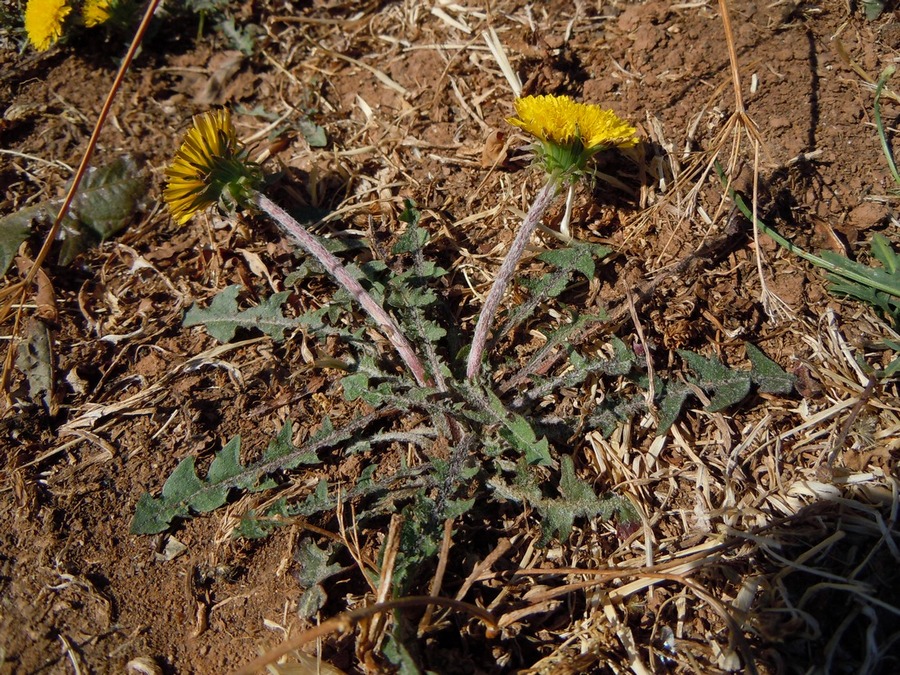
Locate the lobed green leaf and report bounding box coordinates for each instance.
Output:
[679,349,752,412]
[746,343,795,394]
[130,415,385,534]
[183,285,297,342]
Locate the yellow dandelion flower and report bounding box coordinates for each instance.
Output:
[24,0,71,51]
[82,0,112,27]
[507,94,637,178]
[163,109,263,225]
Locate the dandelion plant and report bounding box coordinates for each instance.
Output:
[163,109,431,386]
[465,94,637,379]
[136,103,799,671]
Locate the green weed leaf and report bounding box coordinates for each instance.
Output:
[382,631,420,674]
[387,269,442,308]
[184,285,296,342]
[219,16,260,54]
[262,419,319,469]
[58,156,148,265]
[657,382,692,436]
[820,251,900,295]
[463,386,556,466]
[130,414,391,535]
[0,157,147,270]
[679,350,752,412]
[294,479,332,516]
[491,456,625,545]
[341,361,393,405]
[500,415,553,466]
[295,539,343,618]
[541,456,604,543]
[394,200,428,253]
[297,118,327,148]
[657,346,793,435]
[721,161,900,324]
[558,454,599,505]
[195,436,243,509]
[341,371,374,402]
[537,241,609,281]
[872,233,899,274]
[820,234,900,324]
[502,243,611,338]
[480,388,554,466]
[234,104,327,149]
[132,458,202,534]
[863,0,886,20]
[746,343,795,394]
[235,498,290,539]
[0,207,34,276]
[521,337,637,408]
[70,156,147,240]
[392,494,442,594]
[132,439,236,534]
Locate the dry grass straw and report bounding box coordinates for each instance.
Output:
[626,1,790,320]
[228,596,498,675]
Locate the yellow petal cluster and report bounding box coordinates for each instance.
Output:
[164,109,245,225]
[82,0,113,27]
[24,0,71,51]
[508,95,638,152]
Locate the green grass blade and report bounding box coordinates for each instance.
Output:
[716,162,900,300]
[874,65,900,187]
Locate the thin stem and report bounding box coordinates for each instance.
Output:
[466,179,560,379]
[718,0,745,115]
[559,182,575,241]
[253,192,430,387]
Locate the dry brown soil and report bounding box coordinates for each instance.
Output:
[2,1,900,673]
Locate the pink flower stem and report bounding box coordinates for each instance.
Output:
[254,192,430,387]
[466,179,561,379]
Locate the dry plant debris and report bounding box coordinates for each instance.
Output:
[1,1,899,673]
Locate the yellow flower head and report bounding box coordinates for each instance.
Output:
[507,94,638,178]
[24,0,71,51]
[82,0,112,27]
[163,109,263,225]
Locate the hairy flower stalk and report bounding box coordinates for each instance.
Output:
[465,180,560,378]
[164,109,430,387]
[465,95,636,379]
[252,193,429,387]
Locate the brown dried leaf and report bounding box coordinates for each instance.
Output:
[481,129,509,169]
